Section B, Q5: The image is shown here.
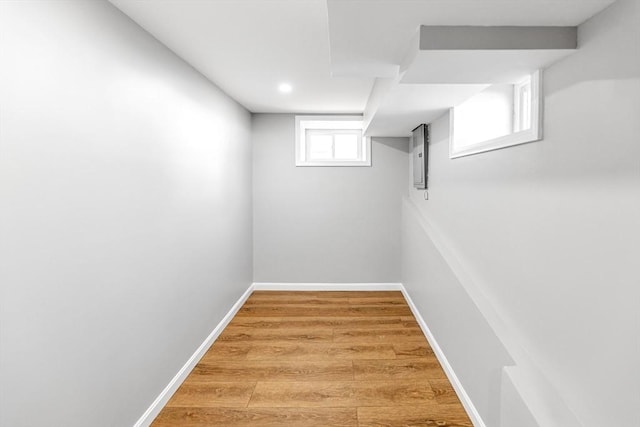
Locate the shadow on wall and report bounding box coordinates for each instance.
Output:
[544,0,639,96]
[402,201,514,427]
[370,136,410,154]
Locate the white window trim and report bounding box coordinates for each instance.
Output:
[295,115,371,167]
[449,70,543,159]
[513,76,532,132]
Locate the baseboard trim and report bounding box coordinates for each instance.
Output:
[133,281,484,427]
[252,282,403,291]
[399,285,487,427]
[133,284,255,427]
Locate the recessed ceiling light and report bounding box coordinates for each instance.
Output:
[278,83,293,93]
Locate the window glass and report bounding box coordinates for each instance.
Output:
[308,134,333,160]
[450,71,542,158]
[334,133,359,160]
[295,116,371,166]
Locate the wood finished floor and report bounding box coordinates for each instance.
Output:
[151,291,473,427]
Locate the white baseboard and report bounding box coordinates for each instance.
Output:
[252,282,403,291]
[133,284,255,427]
[399,285,486,427]
[133,281,483,427]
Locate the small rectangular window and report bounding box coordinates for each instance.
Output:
[449,70,542,158]
[295,116,371,166]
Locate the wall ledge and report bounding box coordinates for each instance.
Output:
[402,197,584,427]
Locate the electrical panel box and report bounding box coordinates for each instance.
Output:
[412,123,429,189]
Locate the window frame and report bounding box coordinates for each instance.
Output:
[295,115,371,167]
[514,76,533,132]
[305,128,363,162]
[449,70,543,159]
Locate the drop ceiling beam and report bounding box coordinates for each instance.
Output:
[366,25,579,136]
[401,25,577,84]
[419,26,577,51]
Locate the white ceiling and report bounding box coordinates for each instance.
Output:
[110,0,615,132]
[327,0,615,79]
[109,0,373,114]
[365,84,489,136]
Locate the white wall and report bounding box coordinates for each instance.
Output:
[403,0,640,426]
[402,201,514,426]
[0,2,252,426]
[253,114,407,283]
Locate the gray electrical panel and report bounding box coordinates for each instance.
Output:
[412,124,429,189]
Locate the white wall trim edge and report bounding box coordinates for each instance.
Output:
[402,198,583,426]
[399,285,487,427]
[252,282,403,291]
[132,284,256,427]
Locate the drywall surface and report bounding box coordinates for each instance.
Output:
[253,114,407,283]
[403,0,640,426]
[402,201,514,426]
[0,2,252,426]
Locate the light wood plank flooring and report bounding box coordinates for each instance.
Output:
[152,291,472,426]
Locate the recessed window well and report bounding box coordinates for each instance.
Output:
[449,70,542,158]
[295,116,371,167]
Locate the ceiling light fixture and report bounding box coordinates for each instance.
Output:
[278,83,293,93]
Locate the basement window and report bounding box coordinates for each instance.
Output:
[450,70,542,158]
[295,116,371,166]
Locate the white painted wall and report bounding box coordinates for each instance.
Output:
[0,2,252,426]
[403,0,640,426]
[253,114,407,283]
[402,201,514,426]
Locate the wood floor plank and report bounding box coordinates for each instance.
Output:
[428,379,464,405]
[245,343,397,360]
[347,296,407,306]
[218,327,334,343]
[165,382,256,408]
[190,360,354,382]
[393,343,435,359]
[152,407,358,427]
[226,317,284,328]
[150,291,472,427]
[236,305,412,317]
[333,327,426,343]
[200,343,252,361]
[353,359,447,380]
[399,317,420,328]
[248,381,435,408]
[228,316,417,330]
[357,406,473,427]
[246,294,350,305]
[347,305,413,317]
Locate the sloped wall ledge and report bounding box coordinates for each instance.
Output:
[401,197,582,427]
